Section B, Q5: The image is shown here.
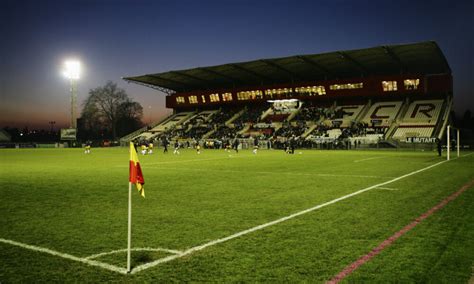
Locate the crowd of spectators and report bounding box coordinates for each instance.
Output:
[210,126,238,140]
[233,105,268,125]
[294,106,329,122]
[274,121,308,138]
[145,102,392,150]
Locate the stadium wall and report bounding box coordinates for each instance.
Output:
[165,74,452,109]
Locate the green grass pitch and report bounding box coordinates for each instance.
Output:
[0,147,473,282]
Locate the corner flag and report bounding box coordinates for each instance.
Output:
[129,142,145,197]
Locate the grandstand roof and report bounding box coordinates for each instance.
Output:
[123,41,451,94]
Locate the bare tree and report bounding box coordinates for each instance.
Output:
[81,81,143,139]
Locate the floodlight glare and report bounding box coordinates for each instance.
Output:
[63,60,81,79]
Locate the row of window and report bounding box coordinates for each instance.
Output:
[175,79,420,104]
[329,83,364,90]
[237,90,263,101]
[382,79,419,92]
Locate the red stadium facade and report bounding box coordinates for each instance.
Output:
[162,73,451,110]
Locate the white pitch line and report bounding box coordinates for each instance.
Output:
[131,158,450,274]
[115,155,246,167]
[0,238,127,274]
[315,173,393,179]
[84,247,183,260]
[377,187,399,191]
[354,156,385,163]
[144,156,245,165]
[152,167,393,179]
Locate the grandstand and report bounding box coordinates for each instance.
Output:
[122,41,452,148]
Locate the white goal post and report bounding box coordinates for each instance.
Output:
[446,125,460,161]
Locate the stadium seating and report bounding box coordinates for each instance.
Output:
[122,97,449,149]
[390,99,444,140]
[399,99,443,125]
[332,105,364,127]
[392,126,435,140]
[361,101,403,127]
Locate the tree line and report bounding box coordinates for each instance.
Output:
[78,81,143,141]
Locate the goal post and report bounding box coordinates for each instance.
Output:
[446,125,460,161]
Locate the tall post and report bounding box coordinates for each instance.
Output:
[457,129,460,157]
[447,125,450,161]
[127,182,132,273]
[70,78,77,129]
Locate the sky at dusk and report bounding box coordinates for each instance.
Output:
[1,0,472,129]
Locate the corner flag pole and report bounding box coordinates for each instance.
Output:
[127,142,145,273]
[127,181,132,273]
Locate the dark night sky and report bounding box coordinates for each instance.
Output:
[1,0,472,129]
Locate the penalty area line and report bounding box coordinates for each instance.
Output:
[354,156,385,163]
[0,238,128,274]
[131,158,453,274]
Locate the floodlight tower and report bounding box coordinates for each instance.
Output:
[63,60,80,129]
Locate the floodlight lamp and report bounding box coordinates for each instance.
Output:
[63,60,81,79]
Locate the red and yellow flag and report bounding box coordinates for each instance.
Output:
[129,142,145,197]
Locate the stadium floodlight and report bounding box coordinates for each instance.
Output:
[63,60,81,80]
[62,60,81,130]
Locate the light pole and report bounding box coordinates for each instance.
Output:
[49,121,56,133]
[148,105,152,125]
[62,60,80,129]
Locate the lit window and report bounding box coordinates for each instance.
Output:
[237,92,248,100]
[264,89,273,98]
[382,81,398,92]
[315,86,326,95]
[404,79,419,90]
[295,85,326,95]
[329,83,363,90]
[176,97,185,104]
[222,93,233,101]
[189,96,198,104]
[209,93,220,102]
[201,95,206,103]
